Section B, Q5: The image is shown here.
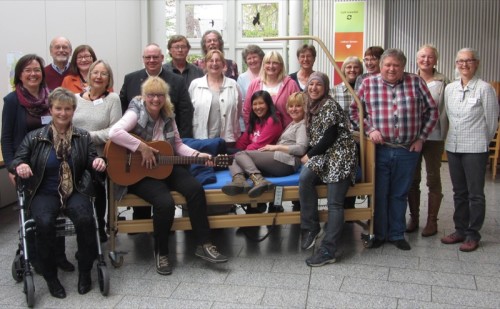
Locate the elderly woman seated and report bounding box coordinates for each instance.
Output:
[9,87,107,298]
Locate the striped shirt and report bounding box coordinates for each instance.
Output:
[445,77,499,153]
[350,73,438,145]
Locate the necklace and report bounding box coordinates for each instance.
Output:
[88,91,102,101]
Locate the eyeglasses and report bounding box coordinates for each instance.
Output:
[455,59,477,65]
[77,55,93,61]
[171,45,188,51]
[53,45,70,51]
[91,71,109,77]
[363,57,378,63]
[143,55,161,61]
[146,93,165,100]
[206,39,219,44]
[22,68,42,74]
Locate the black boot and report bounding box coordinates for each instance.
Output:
[46,277,66,299]
[78,271,92,295]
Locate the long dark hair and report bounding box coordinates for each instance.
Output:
[247,90,280,133]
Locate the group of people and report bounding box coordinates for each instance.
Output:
[1,30,498,299]
[349,45,498,254]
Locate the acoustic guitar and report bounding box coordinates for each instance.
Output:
[104,137,233,186]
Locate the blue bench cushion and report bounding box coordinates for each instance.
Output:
[203,170,301,190]
[203,165,362,190]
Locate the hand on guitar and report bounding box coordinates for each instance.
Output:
[194,151,215,167]
[138,142,160,169]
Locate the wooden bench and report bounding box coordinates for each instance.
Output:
[106,136,375,267]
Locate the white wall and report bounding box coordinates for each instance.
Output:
[0,0,151,131]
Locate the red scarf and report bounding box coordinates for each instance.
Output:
[16,84,50,117]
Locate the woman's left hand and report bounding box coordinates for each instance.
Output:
[198,152,215,167]
[92,158,107,172]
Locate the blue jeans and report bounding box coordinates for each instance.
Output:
[30,192,97,280]
[375,145,420,241]
[447,151,488,241]
[299,166,350,256]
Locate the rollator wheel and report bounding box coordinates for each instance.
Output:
[24,274,35,308]
[12,255,23,282]
[96,264,110,296]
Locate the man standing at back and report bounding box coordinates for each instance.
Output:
[119,43,193,138]
[350,48,438,251]
[44,36,72,91]
[164,35,204,89]
[119,43,194,222]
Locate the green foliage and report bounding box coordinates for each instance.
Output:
[243,29,278,38]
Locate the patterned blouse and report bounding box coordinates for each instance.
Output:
[306,98,358,184]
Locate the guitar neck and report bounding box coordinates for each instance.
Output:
[156,155,208,165]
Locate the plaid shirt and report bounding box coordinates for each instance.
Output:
[350,73,438,145]
[445,77,499,153]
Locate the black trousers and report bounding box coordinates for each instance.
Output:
[128,165,211,255]
[30,192,97,280]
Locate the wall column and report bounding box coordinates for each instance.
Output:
[288,0,303,74]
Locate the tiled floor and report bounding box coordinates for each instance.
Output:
[1,162,499,308]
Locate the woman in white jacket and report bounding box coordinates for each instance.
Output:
[189,50,242,147]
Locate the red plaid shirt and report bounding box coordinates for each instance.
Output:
[350,73,438,144]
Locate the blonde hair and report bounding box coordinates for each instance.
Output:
[205,49,226,64]
[140,77,174,117]
[286,91,306,109]
[259,51,286,83]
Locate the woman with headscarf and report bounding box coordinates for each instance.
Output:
[299,72,357,267]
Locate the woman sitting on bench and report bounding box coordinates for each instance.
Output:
[299,72,358,267]
[108,77,228,276]
[222,92,308,212]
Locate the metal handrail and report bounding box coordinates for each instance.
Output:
[263,35,366,181]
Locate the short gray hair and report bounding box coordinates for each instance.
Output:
[49,87,77,110]
[380,48,407,67]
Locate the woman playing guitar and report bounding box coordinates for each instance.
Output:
[108,76,228,276]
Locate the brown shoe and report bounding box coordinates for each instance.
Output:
[441,232,465,244]
[405,217,419,233]
[459,239,479,252]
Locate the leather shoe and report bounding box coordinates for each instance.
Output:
[369,238,385,248]
[389,239,411,250]
[78,271,92,295]
[46,278,66,299]
[459,239,479,252]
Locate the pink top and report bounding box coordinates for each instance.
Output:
[243,76,300,129]
[236,116,282,150]
[108,109,196,156]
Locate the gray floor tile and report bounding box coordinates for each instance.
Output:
[307,289,398,308]
[115,295,212,308]
[340,277,431,301]
[388,268,476,289]
[170,282,265,304]
[432,286,500,308]
[475,275,500,292]
[225,270,310,289]
[261,288,307,308]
